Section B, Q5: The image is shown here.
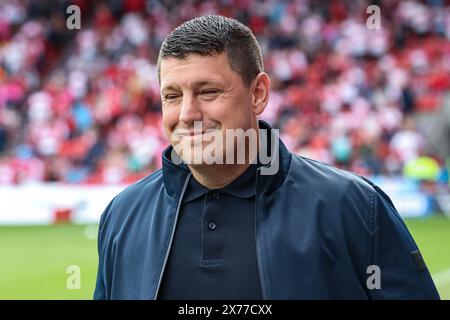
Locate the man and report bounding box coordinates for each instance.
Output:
[94,15,440,299]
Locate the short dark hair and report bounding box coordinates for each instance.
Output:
[157,15,263,87]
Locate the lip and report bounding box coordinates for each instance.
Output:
[178,131,206,137]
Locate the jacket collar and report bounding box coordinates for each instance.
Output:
[162,120,292,199]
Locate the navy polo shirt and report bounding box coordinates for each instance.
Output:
[158,163,263,300]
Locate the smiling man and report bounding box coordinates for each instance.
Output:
[160,51,266,185]
[94,15,440,300]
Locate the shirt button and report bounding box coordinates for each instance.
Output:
[212,192,220,200]
[208,222,216,230]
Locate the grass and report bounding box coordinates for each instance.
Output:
[0,216,449,299]
[0,224,98,300]
[404,215,450,299]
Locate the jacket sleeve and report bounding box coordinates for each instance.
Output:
[93,199,114,300]
[367,184,440,299]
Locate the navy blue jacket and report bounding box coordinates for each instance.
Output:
[94,121,440,300]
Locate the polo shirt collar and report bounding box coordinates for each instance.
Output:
[182,163,258,203]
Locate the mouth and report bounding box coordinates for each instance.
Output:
[178,131,206,137]
[177,127,220,136]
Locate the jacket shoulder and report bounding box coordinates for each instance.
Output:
[289,154,378,231]
[100,169,165,226]
[291,155,375,194]
[114,168,164,205]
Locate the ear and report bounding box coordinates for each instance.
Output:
[251,72,271,116]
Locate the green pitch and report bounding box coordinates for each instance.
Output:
[0,224,98,299]
[0,216,449,300]
[404,215,450,299]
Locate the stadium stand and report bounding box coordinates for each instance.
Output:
[0,0,449,187]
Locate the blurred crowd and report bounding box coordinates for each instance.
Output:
[0,0,450,185]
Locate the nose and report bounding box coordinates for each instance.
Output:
[179,94,202,125]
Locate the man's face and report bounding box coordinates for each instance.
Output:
[160,52,257,165]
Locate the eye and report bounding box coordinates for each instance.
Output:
[200,89,220,97]
[164,94,180,101]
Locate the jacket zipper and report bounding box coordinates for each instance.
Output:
[255,167,268,299]
[154,172,192,299]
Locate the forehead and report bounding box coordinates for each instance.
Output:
[160,53,240,90]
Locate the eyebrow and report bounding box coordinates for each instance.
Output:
[161,79,224,93]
